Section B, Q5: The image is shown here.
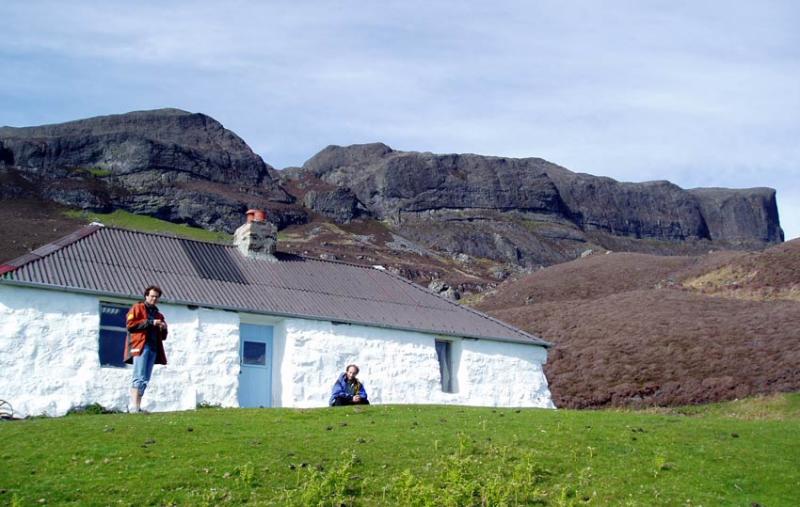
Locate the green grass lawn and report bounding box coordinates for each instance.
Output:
[64,209,232,243]
[1,395,799,506]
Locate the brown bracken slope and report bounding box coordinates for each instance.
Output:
[475,240,800,408]
[0,199,87,263]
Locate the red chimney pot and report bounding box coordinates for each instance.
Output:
[246,209,266,223]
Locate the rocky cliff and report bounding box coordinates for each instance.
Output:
[1,111,784,269]
[0,109,301,231]
[298,143,783,266]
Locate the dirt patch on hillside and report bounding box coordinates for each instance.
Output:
[683,239,800,301]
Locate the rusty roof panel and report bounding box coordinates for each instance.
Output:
[1,226,548,346]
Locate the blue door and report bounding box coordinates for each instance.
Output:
[238,324,273,408]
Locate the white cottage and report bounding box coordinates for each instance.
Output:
[0,213,553,417]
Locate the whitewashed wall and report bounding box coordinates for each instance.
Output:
[0,285,240,417]
[0,284,553,417]
[279,318,554,409]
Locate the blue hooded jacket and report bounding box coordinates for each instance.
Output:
[329,372,368,405]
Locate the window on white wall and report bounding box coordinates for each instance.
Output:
[99,302,129,368]
[435,339,454,393]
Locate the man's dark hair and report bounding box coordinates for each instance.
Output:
[144,285,163,298]
[346,364,359,375]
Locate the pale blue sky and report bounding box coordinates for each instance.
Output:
[3,1,798,239]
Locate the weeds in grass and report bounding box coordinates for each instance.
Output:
[234,462,256,488]
[196,401,222,409]
[197,487,231,506]
[66,402,116,416]
[282,450,363,506]
[279,438,553,506]
[390,439,550,506]
[652,452,675,478]
[552,466,595,507]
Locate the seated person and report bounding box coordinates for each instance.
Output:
[329,364,370,406]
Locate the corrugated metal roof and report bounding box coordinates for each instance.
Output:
[1,226,549,346]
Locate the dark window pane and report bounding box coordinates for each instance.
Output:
[243,341,266,365]
[436,340,452,393]
[99,329,127,368]
[100,304,128,328]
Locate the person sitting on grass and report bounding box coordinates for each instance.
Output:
[329,364,370,406]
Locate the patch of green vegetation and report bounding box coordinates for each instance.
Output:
[87,167,113,177]
[67,166,113,178]
[1,396,798,505]
[65,403,118,416]
[63,209,231,243]
[457,292,486,306]
[517,218,551,232]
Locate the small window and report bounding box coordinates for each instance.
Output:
[435,340,453,393]
[242,341,267,366]
[99,302,129,368]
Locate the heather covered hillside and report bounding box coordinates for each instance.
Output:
[475,240,800,408]
[684,239,800,301]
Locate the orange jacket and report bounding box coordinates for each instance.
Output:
[124,302,168,365]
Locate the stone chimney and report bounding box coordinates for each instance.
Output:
[233,209,278,262]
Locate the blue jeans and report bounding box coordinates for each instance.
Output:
[131,343,157,395]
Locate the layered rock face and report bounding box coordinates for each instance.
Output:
[1,110,784,268]
[688,187,783,243]
[303,187,370,224]
[0,109,299,231]
[301,143,783,265]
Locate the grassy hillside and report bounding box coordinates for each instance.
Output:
[0,199,232,263]
[1,396,799,506]
[62,209,232,243]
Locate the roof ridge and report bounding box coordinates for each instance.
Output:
[375,267,551,346]
[99,225,234,247]
[290,253,388,270]
[0,225,103,276]
[99,227,394,271]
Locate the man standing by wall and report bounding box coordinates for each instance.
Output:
[125,285,168,413]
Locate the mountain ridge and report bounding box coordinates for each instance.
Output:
[1,109,785,271]
[1,108,298,233]
[293,142,782,267]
